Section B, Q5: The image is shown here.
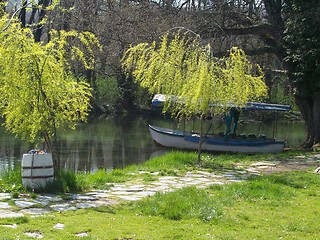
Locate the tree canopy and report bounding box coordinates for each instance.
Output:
[122,32,268,118]
[0,13,99,150]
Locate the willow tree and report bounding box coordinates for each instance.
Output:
[0,14,100,171]
[122,32,268,161]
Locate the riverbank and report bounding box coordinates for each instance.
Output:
[0,151,320,239]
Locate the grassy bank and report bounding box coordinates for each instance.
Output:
[0,151,319,239]
[0,150,307,193]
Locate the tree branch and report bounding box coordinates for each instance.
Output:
[201,23,284,60]
[214,46,283,60]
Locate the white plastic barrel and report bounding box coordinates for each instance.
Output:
[21,153,54,190]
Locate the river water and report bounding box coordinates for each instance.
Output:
[0,113,306,173]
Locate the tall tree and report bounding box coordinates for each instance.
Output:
[283,0,320,147]
[122,31,267,161]
[0,13,100,171]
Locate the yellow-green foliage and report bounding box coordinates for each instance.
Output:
[122,32,268,118]
[0,14,100,144]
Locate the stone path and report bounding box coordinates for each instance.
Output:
[0,169,254,220]
[1,153,320,237]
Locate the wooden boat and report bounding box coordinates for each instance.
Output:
[149,125,286,154]
[149,94,291,153]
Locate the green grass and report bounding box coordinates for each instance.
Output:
[134,186,224,221]
[1,150,320,239]
[0,171,319,239]
[0,150,314,194]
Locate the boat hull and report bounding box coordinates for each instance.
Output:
[149,125,285,154]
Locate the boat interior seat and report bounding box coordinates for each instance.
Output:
[247,134,257,139]
[258,134,267,140]
[239,134,247,139]
[218,132,225,137]
[229,132,236,138]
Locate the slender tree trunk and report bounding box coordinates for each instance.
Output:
[33,0,51,42]
[197,116,203,164]
[312,94,320,144]
[43,131,60,175]
[18,0,27,27]
[295,95,315,148]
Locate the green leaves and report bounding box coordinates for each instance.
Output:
[122,32,267,118]
[284,0,320,96]
[0,14,99,144]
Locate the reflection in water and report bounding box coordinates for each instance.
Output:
[0,114,307,172]
[58,115,157,172]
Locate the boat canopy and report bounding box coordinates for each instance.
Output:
[238,102,291,111]
[151,94,291,112]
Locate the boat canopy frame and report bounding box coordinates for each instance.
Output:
[151,93,291,140]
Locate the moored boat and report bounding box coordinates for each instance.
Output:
[149,125,286,154]
[149,94,291,154]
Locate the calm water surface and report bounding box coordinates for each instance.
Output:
[0,114,306,172]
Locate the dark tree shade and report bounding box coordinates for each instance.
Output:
[284,0,320,147]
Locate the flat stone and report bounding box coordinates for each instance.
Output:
[178,177,195,182]
[145,185,169,192]
[15,200,36,208]
[131,184,147,188]
[227,179,243,183]
[20,208,51,215]
[111,191,133,196]
[53,223,64,230]
[110,186,127,191]
[117,195,142,201]
[75,232,89,237]
[69,194,97,201]
[245,168,261,174]
[158,180,178,185]
[76,202,101,209]
[87,190,111,195]
[24,232,43,239]
[0,210,24,218]
[171,183,187,189]
[1,224,17,228]
[50,203,77,212]
[251,161,279,167]
[34,200,49,206]
[185,173,206,178]
[95,199,119,206]
[195,170,216,177]
[221,173,237,178]
[111,186,145,192]
[0,202,11,209]
[87,192,112,198]
[135,191,157,197]
[256,166,275,169]
[0,193,11,201]
[37,195,63,202]
[306,158,318,162]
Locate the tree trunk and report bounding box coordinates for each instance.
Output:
[44,131,60,175]
[197,116,203,164]
[312,94,320,144]
[294,95,320,148]
[18,0,27,27]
